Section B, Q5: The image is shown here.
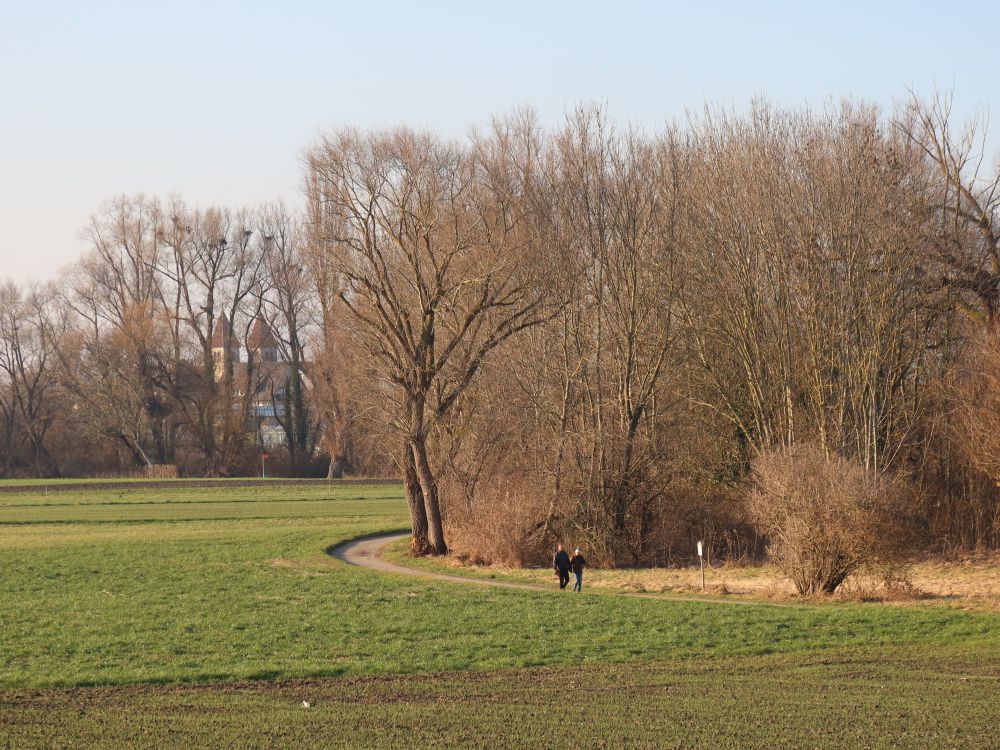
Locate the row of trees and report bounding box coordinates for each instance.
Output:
[4,93,1000,575]
[304,94,1000,565]
[0,200,385,479]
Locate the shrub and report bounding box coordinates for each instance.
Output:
[633,482,762,567]
[748,444,914,595]
[441,478,553,566]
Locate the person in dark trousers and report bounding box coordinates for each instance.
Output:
[570,547,586,592]
[553,544,571,589]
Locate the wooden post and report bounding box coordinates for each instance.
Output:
[697,540,705,591]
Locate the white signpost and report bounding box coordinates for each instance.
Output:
[697,540,705,591]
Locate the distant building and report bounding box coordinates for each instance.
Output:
[211,314,306,448]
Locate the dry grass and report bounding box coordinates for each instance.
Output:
[429,553,1000,611]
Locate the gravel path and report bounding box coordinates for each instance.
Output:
[330,532,551,592]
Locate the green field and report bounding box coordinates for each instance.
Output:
[1,481,999,748]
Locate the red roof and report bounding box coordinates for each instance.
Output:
[248,317,278,349]
[211,313,232,347]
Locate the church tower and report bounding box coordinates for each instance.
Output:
[211,313,239,380]
[248,317,280,363]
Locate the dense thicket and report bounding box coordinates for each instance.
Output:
[2,95,999,566]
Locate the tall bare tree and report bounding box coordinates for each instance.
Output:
[306,122,556,554]
[258,203,316,464]
[899,92,1000,328]
[61,196,178,467]
[546,109,685,558]
[683,102,935,473]
[158,204,269,474]
[0,282,63,476]
[303,226,362,479]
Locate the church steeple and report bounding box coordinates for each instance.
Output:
[248,317,280,363]
[211,313,239,379]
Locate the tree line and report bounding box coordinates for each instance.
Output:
[0,200,377,479]
[3,94,1000,575]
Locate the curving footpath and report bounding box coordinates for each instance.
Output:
[331,532,551,593]
[330,531,792,607]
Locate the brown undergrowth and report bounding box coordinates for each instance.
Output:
[419,549,1000,611]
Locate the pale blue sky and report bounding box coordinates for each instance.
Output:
[2,0,996,281]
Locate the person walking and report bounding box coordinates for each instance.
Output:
[570,547,586,592]
[553,543,571,590]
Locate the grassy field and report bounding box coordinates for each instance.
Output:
[5,650,998,750]
[2,480,999,748]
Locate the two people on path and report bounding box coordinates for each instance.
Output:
[553,544,586,591]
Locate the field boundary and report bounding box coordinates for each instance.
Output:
[0,478,402,495]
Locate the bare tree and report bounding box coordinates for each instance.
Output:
[306,123,557,554]
[683,102,935,473]
[61,196,178,467]
[0,282,63,476]
[158,203,269,474]
[547,109,685,559]
[899,92,1000,328]
[302,229,363,479]
[258,203,317,464]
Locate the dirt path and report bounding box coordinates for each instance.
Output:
[330,531,794,607]
[331,532,551,593]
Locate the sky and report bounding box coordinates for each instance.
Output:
[1,0,997,283]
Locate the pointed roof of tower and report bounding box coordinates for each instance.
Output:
[211,313,233,347]
[248,317,279,350]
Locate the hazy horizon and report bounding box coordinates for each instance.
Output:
[2,0,997,283]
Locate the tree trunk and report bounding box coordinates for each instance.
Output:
[410,437,447,555]
[612,404,645,533]
[327,454,347,479]
[404,444,431,554]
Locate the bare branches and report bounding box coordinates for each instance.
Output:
[305,119,559,554]
[898,91,1000,325]
[4,94,998,562]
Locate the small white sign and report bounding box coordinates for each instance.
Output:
[697,540,703,557]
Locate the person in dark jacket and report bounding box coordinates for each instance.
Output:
[553,544,571,589]
[570,547,586,592]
